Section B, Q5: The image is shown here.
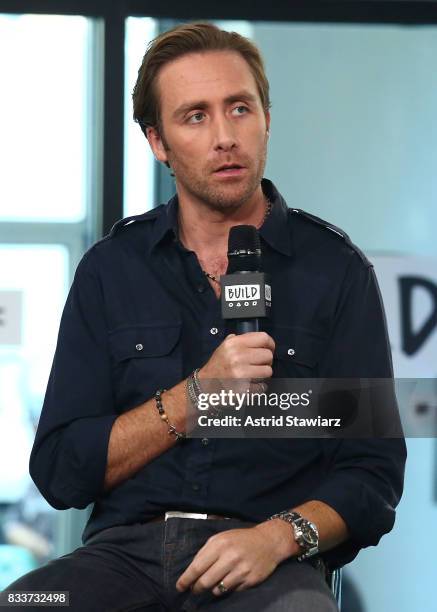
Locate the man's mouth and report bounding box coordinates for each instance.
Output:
[213,164,246,176]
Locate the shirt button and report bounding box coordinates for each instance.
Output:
[136,344,144,351]
[287,348,295,356]
[192,483,200,491]
[201,438,209,446]
[197,284,206,293]
[210,327,218,335]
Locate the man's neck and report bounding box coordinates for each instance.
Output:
[177,185,267,257]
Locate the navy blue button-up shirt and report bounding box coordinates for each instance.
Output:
[30,179,406,569]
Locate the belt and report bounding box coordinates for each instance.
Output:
[148,511,234,522]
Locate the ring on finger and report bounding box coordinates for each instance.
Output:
[217,580,228,594]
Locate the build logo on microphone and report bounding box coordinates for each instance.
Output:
[220,271,271,319]
[224,284,260,304]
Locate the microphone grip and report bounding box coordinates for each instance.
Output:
[236,319,260,334]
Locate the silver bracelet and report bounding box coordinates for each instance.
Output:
[187,369,221,418]
[192,368,203,397]
[186,373,199,410]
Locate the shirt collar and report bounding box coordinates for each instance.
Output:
[258,178,293,257]
[149,178,293,257]
[148,194,179,253]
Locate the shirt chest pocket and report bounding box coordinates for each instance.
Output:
[271,326,326,378]
[108,322,182,411]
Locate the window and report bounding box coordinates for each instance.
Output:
[0,13,100,585]
[123,17,157,217]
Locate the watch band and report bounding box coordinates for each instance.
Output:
[268,510,319,561]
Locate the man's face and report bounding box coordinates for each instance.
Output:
[148,50,270,212]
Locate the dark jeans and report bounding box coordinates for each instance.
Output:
[4,517,339,611]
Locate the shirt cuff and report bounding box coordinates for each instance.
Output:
[56,414,118,508]
[309,470,396,546]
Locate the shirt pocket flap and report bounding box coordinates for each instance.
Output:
[273,327,325,368]
[109,323,181,362]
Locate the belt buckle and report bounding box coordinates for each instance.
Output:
[165,511,208,521]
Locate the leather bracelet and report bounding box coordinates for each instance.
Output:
[154,389,186,441]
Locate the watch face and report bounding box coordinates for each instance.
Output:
[302,523,318,546]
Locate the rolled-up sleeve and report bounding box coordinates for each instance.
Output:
[29,248,117,510]
[311,251,407,565]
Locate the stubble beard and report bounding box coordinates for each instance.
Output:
[169,140,268,214]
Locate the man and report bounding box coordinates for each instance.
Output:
[5,22,406,611]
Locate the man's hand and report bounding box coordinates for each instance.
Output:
[175,523,290,597]
[198,332,275,396]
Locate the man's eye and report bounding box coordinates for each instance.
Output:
[188,112,205,124]
[233,105,249,115]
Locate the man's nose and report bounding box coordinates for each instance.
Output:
[212,116,238,152]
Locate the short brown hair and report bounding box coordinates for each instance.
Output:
[132,22,271,138]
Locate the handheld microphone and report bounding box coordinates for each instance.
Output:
[220,225,271,334]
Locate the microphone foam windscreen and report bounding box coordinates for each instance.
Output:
[227,225,262,273]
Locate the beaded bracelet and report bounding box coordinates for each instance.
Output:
[154,389,186,441]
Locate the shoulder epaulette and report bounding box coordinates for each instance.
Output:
[109,207,162,237]
[289,208,372,267]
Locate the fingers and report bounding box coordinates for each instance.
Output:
[189,567,227,595]
[210,572,246,597]
[189,566,246,596]
[176,535,246,596]
[227,331,275,352]
[176,552,217,593]
[246,348,274,366]
[201,332,275,382]
[250,381,268,394]
[246,365,273,380]
[176,529,273,597]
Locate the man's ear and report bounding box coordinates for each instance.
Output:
[265,110,271,136]
[146,126,169,164]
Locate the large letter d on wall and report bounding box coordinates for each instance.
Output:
[399,276,437,356]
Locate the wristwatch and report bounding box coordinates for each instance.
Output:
[268,510,319,561]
